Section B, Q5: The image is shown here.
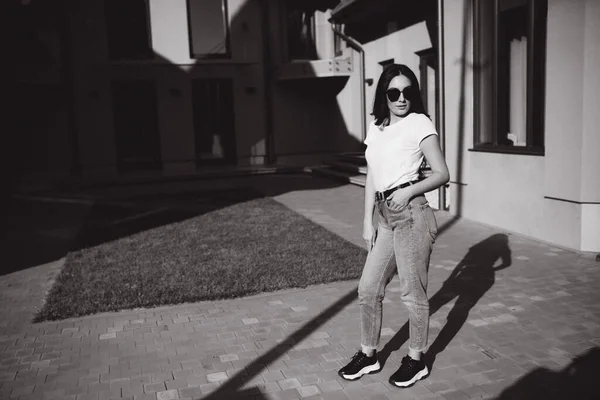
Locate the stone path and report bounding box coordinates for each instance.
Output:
[2,175,599,399]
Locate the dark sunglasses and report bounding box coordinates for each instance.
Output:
[386,87,419,102]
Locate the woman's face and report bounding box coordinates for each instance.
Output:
[386,74,413,119]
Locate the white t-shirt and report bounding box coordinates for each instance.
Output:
[364,113,438,193]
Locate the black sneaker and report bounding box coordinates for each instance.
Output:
[338,350,381,381]
[389,355,429,388]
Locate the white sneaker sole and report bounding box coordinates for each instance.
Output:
[340,361,382,380]
[390,366,429,388]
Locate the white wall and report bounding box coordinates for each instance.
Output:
[580,0,600,203]
[271,9,364,163]
[444,0,474,211]
[443,0,599,252]
[544,0,585,201]
[543,0,599,251]
[150,0,261,65]
[363,23,433,124]
[332,49,363,145]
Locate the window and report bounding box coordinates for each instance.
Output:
[474,0,547,154]
[286,6,317,60]
[187,0,230,58]
[333,23,343,57]
[105,0,153,60]
[378,58,395,69]
[111,80,161,171]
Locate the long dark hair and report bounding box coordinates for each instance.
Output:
[371,64,428,126]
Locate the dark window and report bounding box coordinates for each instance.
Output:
[333,23,343,57]
[192,79,237,165]
[378,58,395,69]
[187,0,230,58]
[111,80,161,172]
[474,0,547,155]
[105,0,153,60]
[286,6,317,60]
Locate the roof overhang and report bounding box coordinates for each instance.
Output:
[286,0,340,12]
[329,0,410,24]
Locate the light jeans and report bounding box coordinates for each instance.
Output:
[358,194,438,353]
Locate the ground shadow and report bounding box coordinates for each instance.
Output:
[201,288,358,400]
[378,233,512,368]
[3,172,354,276]
[5,1,476,398]
[6,0,359,275]
[495,347,600,400]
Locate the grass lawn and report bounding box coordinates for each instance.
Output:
[35,189,367,322]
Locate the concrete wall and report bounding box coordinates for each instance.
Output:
[580,0,600,203]
[68,0,267,178]
[443,0,599,252]
[11,2,75,185]
[270,9,364,165]
[363,23,433,121]
[272,12,437,165]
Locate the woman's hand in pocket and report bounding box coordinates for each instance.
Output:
[387,188,412,210]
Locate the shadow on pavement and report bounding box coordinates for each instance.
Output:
[8,0,359,276]
[378,233,512,368]
[201,288,358,400]
[2,173,347,276]
[494,347,600,400]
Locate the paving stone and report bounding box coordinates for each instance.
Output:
[298,385,321,398]
[156,389,179,400]
[298,375,320,386]
[316,380,343,393]
[269,388,302,400]
[279,378,302,390]
[3,180,600,400]
[440,390,471,400]
[143,382,166,393]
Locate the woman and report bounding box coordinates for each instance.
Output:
[338,64,450,388]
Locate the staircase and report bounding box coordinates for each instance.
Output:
[310,152,367,187]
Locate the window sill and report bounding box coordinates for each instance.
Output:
[469,145,544,156]
[276,58,353,81]
[190,53,232,60]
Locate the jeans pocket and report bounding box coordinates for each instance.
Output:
[386,198,408,212]
[420,203,438,240]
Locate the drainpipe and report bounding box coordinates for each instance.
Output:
[437,0,447,210]
[331,26,367,143]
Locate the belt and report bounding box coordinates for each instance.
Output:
[375,180,420,201]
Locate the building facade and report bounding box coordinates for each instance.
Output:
[10,0,599,252]
[331,0,600,252]
[10,0,360,184]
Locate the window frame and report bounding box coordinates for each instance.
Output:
[186,0,231,60]
[283,2,318,61]
[333,23,344,57]
[472,0,547,156]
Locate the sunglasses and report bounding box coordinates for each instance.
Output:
[386,87,419,102]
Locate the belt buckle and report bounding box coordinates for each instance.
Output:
[375,192,383,201]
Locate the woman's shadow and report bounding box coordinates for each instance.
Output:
[378,233,512,370]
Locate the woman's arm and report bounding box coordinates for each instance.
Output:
[363,166,377,248]
[408,135,450,197]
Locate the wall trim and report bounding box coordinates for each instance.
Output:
[544,196,600,205]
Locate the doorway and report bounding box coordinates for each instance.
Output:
[111,80,161,172]
[192,79,237,165]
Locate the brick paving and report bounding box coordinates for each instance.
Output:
[2,174,600,400]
